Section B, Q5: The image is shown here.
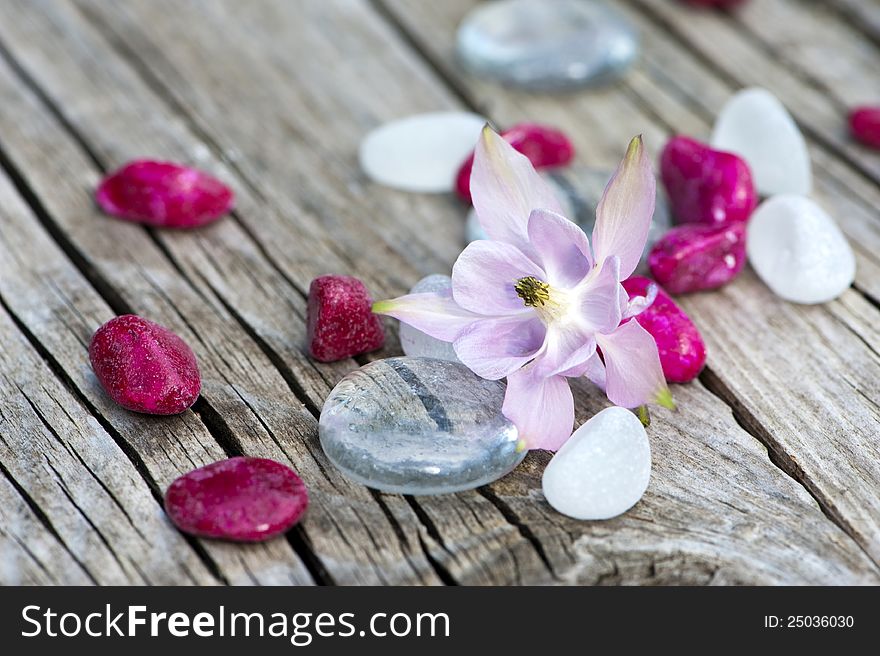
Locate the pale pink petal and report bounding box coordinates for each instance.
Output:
[372,290,480,342]
[453,315,546,380]
[451,240,545,315]
[471,126,565,258]
[502,365,574,451]
[594,320,669,409]
[580,352,607,389]
[575,255,625,334]
[622,279,658,319]
[536,323,596,378]
[527,209,593,288]
[592,136,656,279]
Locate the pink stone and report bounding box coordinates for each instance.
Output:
[307,275,385,362]
[623,277,706,383]
[660,136,757,226]
[648,222,746,294]
[164,457,308,542]
[96,160,234,228]
[89,315,201,415]
[850,106,880,149]
[455,123,575,203]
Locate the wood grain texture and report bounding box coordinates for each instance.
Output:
[0,0,877,584]
[379,0,880,570]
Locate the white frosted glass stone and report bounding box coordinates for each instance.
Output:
[711,88,812,196]
[746,194,855,304]
[542,407,650,520]
[359,112,487,192]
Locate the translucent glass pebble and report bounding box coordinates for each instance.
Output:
[398,275,461,363]
[456,0,639,91]
[359,112,487,192]
[466,167,671,267]
[319,357,524,495]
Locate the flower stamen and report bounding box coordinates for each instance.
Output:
[515,276,551,307]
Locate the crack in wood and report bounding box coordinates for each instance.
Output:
[699,366,880,572]
[0,455,98,584]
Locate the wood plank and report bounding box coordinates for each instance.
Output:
[0,444,94,585]
[828,0,880,44]
[11,0,559,585]
[0,0,463,585]
[0,284,217,584]
[368,0,880,571]
[0,150,320,585]
[53,0,880,582]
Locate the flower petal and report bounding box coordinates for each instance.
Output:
[575,255,625,334]
[527,209,593,288]
[451,239,545,315]
[372,290,480,342]
[502,365,574,451]
[471,126,566,258]
[539,326,597,378]
[592,136,656,279]
[594,320,670,409]
[622,279,658,319]
[453,315,546,380]
[580,352,607,389]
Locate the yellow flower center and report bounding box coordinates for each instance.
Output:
[514,276,551,307]
[515,275,573,325]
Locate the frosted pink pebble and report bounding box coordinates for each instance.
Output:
[307,275,385,362]
[660,136,756,227]
[164,457,308,542]
[96,160,234,228]
[648,222,746,294]
[89,314,201,415]
[623,277,706,383]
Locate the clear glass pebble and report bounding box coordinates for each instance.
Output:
[399,275,461,363]
[466,166,671,270]
[456,0,639,91]
[319,357,524,495]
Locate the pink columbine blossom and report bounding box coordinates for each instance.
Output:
[373,127,672,451]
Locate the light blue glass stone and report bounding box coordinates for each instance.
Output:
[319,358,524,495]
[457,0,639,91]
[399,275,460,363]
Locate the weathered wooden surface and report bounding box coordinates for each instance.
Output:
[0,0,878,585]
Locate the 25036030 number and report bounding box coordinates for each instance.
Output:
[764,616,854,628]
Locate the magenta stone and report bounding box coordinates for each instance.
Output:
[850,106,880,149]
[455,123,575,203]
[307,275,385,362]
[660,135,757,226]
[96,160,234,228]
[164,457,309,542]
[623,277,706,383]
[648,222,746,294]
[89,315,201,415]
